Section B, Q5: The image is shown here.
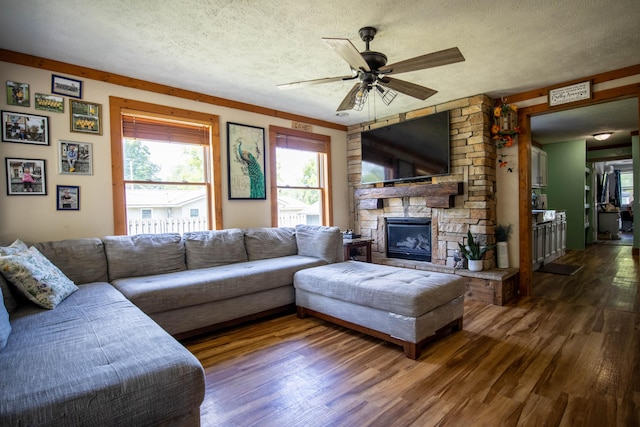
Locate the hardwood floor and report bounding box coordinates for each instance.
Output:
[183,243,640,426]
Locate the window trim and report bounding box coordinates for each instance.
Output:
[268,125,333,227]
[109,97,222,234]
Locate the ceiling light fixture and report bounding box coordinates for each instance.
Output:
[593,132,613,141]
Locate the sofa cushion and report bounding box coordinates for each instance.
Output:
[32,238,108,284]
[103,233,186,281]
[0,282,205,426]
[244,227,297,260]
[0,247,78,309]
[111,255,326,315]
[295,224,342,263]
[184,229,248,269]
[0,239,28,256]
[0,288,10,351]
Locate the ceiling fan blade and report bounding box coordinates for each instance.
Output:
[337,83,363,111]
[277,75,356,90]
[379,77,437,100]
[322,37,371,72]
[379,47,465,75]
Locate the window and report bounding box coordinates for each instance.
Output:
[110,98,222,235]
[620,171,633,206]
[269,126,332,227]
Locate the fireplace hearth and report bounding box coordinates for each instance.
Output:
[386,218,431,262]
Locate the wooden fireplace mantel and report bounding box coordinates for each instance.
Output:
[355,182,463,209]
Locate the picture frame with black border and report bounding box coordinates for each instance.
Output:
[1,110,50,145]
[6,80,30,107]
[70,100,102,135]
[5,157,47,195]
[35,93,64,113]
[58,140,93,175]
[56,185,79,210]
[227,122,266,200]
[51,74,82,99]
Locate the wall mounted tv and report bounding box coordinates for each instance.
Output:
[361,110,450,184]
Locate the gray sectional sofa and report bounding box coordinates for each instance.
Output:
[0,225,343,426]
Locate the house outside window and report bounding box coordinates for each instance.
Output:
[141,209,152,219]
[190,208,199,218]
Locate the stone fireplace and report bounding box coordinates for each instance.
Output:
[346,95,497,270]
[386,217,431,262]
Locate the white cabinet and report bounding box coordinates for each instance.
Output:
[531,146,547,188]
[532,211,566,270]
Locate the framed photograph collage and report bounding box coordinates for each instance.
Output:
[3,75,99,209]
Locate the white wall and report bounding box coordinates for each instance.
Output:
[495,142,520,267]
[0,62,349,242]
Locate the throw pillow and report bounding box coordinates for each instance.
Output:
[0,287,10,350]
[0,239,28,256]
[0,247,78,309]
[0,239,28,313]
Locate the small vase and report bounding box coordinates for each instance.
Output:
[497,241,509,268]
[468,259,483,272]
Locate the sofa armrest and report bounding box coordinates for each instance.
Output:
[295,225,342,263]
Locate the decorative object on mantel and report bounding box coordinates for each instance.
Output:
[491,100,520,173]
[495,224,512,268]
[458,231,495,272]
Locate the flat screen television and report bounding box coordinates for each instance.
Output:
[360,110,450,184]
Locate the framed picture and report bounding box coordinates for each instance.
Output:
[6,81,30,107]
[35,93,64,113]
[227,122,266,200]
[1,110,49,145]
[70,100,101,135]
[51,74,82,99]
[58,140,93,175]
[5,157,47,195]
[56,185,79,210]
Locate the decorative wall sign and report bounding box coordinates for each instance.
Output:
[1,111,49,145]
[6,81,30,107]
[548,81,591,107]
[51,74,82,99]
[5,157,47,195]
[227,122,266,200]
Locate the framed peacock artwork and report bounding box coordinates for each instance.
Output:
[227,122,266,200]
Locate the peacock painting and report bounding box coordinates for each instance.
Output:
[228,123,266,199]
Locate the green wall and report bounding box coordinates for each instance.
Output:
[543,140,587,250]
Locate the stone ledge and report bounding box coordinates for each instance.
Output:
[372,255,519,306]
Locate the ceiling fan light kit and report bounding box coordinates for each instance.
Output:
[278,26,465,112]
[593,132,612,141]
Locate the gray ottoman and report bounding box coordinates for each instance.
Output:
[294,261,465,359]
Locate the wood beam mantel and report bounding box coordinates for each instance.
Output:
[355,182,463,208]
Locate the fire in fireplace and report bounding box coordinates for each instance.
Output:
[386,217,431,262]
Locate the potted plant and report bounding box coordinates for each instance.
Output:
[458,230,495,272]
[495,224,513,268]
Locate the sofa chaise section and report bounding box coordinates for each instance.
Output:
[0,282,204,426]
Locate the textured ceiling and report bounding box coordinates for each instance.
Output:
[1,0,639,137]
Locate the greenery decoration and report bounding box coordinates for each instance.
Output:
[491,102,520,173]
[458,230,495,260]
[495,224,513,242]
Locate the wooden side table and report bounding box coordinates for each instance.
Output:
[343,238,373,262]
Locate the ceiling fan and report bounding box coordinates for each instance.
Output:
[278,27,465,112]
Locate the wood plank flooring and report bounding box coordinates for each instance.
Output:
[183,243,640,426]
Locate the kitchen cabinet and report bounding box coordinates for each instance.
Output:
[532,211,566,270]
[531,146,547,188]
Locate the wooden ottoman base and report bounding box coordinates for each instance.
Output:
[297,306,463,360]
